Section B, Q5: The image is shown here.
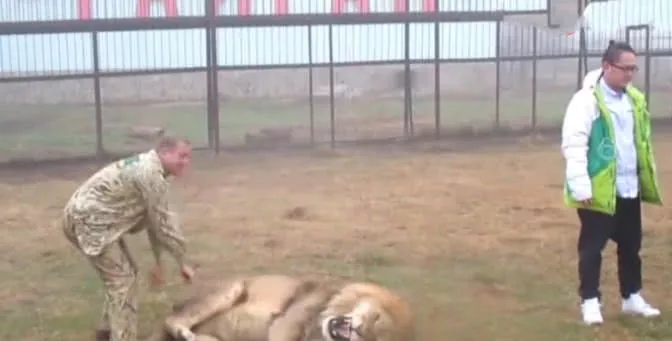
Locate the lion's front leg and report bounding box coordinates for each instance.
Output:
[268,317,304,341]
[268,288,334,341]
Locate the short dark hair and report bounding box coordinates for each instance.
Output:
[156,136,190,152]
[602,40,636,63]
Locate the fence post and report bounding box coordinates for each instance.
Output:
[205,0,220,154]
[307,25,315,146]
[495,20,501,130]
[91,31,104,157]
[433,11,441,138]
[531,27,538,130]
[546,0,559,28]
[328,24,336,149]
[644,26,651,106]
[626,25,653,108]
[575,0,586,90]
[403,0,413,139]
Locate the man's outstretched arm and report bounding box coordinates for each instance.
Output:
[137,170,187,267]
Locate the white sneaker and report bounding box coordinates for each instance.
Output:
[622,292,661,317]
[581,298,604,325]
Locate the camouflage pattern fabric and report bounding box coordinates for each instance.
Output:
[92,237,139,341]
[63,215,140,341]
[62,149,188,341]
[63,149,186,264]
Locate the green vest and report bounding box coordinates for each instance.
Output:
[564,85,662,215]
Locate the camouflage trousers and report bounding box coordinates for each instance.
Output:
[63,216,140,341]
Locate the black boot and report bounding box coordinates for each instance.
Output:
[95,329,111,341]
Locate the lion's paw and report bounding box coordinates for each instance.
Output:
[177,326,197,341]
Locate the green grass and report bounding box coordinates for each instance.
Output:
[6,234,672,341]
[0,90,669,162]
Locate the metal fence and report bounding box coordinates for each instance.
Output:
[0,0,671,164]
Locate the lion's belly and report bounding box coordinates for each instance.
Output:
[194,305,274,341]
[194,275,306,341]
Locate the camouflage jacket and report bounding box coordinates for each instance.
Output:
[64,149,186,266]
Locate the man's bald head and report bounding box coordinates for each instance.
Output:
[155,137,192,177]
[156,137,191,153]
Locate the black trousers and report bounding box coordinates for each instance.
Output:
[577,197,642,301]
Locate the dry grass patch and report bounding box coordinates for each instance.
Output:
[3,134,672,340]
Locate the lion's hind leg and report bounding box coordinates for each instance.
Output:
[193,335,219,341]
[174,331,220,341]
[143,326,221,341]
[164,279,247,341]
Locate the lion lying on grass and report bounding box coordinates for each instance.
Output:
[145,274,414,341]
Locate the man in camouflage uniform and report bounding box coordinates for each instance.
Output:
[62,137,197,341]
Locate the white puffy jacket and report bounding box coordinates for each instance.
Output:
[582,68,602,89]
[561,69,604,201]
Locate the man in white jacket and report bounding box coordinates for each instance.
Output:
[561,41,663,325]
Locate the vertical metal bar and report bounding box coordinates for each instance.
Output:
[205,0,214,149]
[531,27,538,130]
[626,25,651,108]
[576,0,585,90]
[205,64,213,148]
[433,13,440,138]
[644,25,651,107]
[328,24,335,149]
[495,20,501,129]
[91,31,104,157]
[308,25,315,146]
[625,28,631,45]
[211,42,220,154]
[206,0,220,154]
[582,29,588,76]
[403,0,412,138]
[545,0,556,28]
[577,26,586,90]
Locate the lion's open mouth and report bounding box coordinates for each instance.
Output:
[326,316,352,341]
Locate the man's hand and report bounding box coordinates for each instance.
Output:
[149,264,166,289]
[180,264,196,283]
